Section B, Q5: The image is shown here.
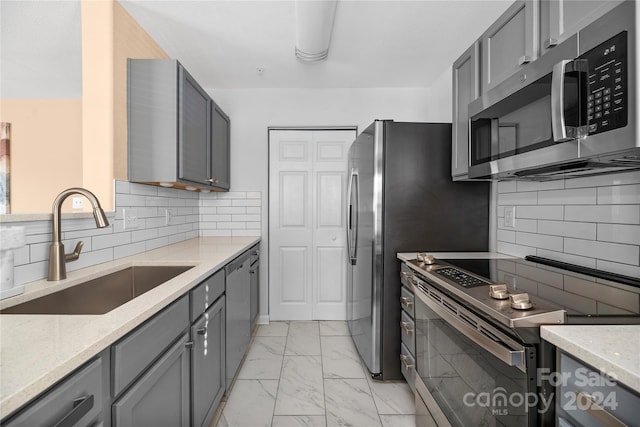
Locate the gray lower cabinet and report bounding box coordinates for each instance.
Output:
[112,333,191,427]
[225,250,251,388]
[2,356,107,427]
[191,296,226,427]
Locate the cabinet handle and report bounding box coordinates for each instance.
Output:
[518,55,531,66]
[400,321,414,335]
[544,38,558,49]
[185,341,194,349]
[400,297,413,308]
[249,269,256,274]
[400,354,414,370]
[53,395,94,427]
[196,327,207,335]
[573,391,627,427]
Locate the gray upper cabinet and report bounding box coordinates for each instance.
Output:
[451,41,480,179]
[210,101,230,190]
[540,0,622,56]
[480,0,538,94]
[179,72,210,185]
[128,59,230,191]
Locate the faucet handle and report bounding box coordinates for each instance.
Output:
[65,241,84,262]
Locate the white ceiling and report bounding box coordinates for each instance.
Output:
[118,0,513,90]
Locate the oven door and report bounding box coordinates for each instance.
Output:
[414,278,539,427]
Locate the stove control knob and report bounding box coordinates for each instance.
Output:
[417,253,436,265]
[510,293,533,310]
[489,284,509,300]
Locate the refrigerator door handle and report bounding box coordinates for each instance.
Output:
[346,169,354,263]
[351,171,359,265]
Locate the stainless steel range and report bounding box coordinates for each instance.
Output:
[401,253,640,427]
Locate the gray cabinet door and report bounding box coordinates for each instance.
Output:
[451,41,479,179]
[225,253,251,388]
[179,67,210,185]
[191,296,226,427]
[112,333,190,427]
[540,0,622,56]
[3,358,104,427]
[481,0,538,93]
[210,101,230,190]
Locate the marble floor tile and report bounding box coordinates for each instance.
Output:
[271,415,327,427]
[257,321,289,337]
[319,321,350,336]
[380,415,417,427]
[274,355,325,415]
[369,380,415,414]
[237,336,286,379]
[324,378,382,427]
[217,379,278,427]
[321,336,365,379]
[285,321,321,355]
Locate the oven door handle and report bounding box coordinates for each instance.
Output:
[415,289,527,372]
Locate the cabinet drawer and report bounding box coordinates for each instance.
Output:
[557,352,639,427]
[400,343,415,391]
[400,285,414,318]
[112,296,189,397]
[190,269,225,322]
[400,311,415,355]
[4,358,103,427]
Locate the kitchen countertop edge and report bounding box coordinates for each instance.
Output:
[0,236,260,419]
[541,325,640,394]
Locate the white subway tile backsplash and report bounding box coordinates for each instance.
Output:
[497,181,517,193]
[516,232,563,252]
[537,220,596,240]
[232,199,262,207]
[3,182,261,287]
[497,191,537,205]
[564,238,639,266]
[537,188,596,205]
[515,180,564,192]
[516,205,564,220]
[496,241,537,259]
[597,184,640,205]
[597,224,640,245]
[497,229,515,243]
[595,259,640,279]
[564,205,639,224]
[565,170,640,189]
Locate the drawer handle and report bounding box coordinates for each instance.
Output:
[573,391,627,427]
[196,327,207,335]
[400,321,414,335]
[400,354,414,370]
[518,55,531,66]
[400,297,413,308]
[53,395,94,427]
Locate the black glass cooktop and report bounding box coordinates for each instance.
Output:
[435,257,640,323]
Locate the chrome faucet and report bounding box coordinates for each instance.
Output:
[48,188,110,281]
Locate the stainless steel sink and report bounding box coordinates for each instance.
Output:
[0,266,193,315]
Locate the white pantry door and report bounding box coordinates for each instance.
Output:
[269,129,356,320]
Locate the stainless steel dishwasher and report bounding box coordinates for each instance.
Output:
[225,250,251,389]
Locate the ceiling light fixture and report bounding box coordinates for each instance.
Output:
[295,0,338,63]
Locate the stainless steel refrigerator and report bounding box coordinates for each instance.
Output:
[346,120,490,380]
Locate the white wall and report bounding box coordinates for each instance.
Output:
[209,86,448,319]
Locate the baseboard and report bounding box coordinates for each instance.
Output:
[257,314,270,325]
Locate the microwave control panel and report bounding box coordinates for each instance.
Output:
[583,31,627,135]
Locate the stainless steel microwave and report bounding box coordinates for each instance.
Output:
[468,1,640,180]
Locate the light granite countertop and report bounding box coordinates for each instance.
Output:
[541,325,640,394]
[0,236,260,419]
